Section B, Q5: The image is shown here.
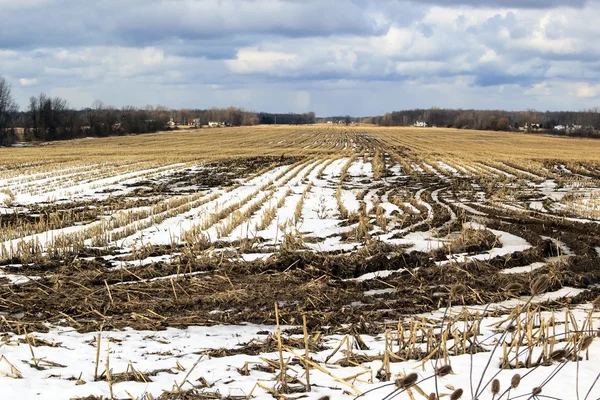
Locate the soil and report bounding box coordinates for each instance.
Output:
[2,154,600,336]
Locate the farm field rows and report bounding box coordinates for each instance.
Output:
[1,125,600,399]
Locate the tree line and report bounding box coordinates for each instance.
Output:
[0,82,178,144]
[365,107,600,137]
[257,112,316,125]
[0,76,320,145]
[4,74,600,145]
[0,77,19,146]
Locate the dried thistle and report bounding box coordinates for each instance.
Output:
[532,387,542,396]
[435,365,453,377]
[530,275,550,295]
[450,388,463,400]
[511,374,521,389]
[428,394,437,400]
[491,379,500,395]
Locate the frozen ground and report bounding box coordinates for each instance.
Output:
[2,132,600,399]
[1,306,598,399]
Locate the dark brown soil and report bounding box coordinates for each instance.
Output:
[2,154,600,336]
[1,235,598,335]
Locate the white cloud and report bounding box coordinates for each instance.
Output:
[575,83,598,98]
[479,49,500,63]
[0,50,19,58]
[2,0,600,114]
[226,49,299,75]
[523,81,600,101]
[18,78,38,86]
[22,46,195,84]
[524,81,552,96]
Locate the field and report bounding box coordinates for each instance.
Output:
[1,125,600,400]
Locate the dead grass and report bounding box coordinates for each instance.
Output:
[371,125,600,162]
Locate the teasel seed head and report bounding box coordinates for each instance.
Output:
[491,379,500,395]
[450,284,468,298]
[450,388,464,400]
[435,365,453,377]
[396,372,419,389]
[549,349,568,361]
[530,274,550,295]
[580,335,594,352]
[505,282,524,295]
[511,374,521,389]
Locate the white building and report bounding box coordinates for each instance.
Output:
[555,124,584,131]
[413,121,428,127]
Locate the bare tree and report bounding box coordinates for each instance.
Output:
[85,100,120,137]
[0,76,19,146]
[27,93,79,141]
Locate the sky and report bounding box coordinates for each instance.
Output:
[1,0,599,116]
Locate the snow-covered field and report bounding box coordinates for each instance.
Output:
[1,129,600,399]
[2,304,599,400]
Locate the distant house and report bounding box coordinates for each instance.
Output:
[525,122,541,130]
[208,121,223,128]
[413,121,429,127]
[327,121,333,124]
[192,118,202,128]
[554,124,588,132]
[167,118,176,128]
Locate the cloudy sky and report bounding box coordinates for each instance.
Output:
[1,0,599,115]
